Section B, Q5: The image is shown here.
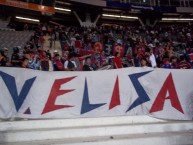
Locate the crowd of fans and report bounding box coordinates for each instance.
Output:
[0,23,193,71]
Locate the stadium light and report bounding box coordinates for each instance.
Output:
[162,18,193,21]
[102,14,121,18]
[16,16,39,22]
[55,7,71,12]
[120,16,138,20]
[102,14,138,20]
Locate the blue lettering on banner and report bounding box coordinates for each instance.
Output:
[127,71,152,112]
[81,78,106,114]
[0,71,36,111]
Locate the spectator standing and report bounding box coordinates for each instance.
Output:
[149,49,157,68]
[11,47,22,67]
[131,54,140,67]
[42,25,47,36]
[39,35,45,49]
[24,24,28,31]
[113,52,123,69]
[40,51,49,71]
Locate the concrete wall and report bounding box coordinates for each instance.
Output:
[0,116,193,145]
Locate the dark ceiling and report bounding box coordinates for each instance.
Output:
[0,0,192,28]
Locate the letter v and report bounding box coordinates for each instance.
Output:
[0,71,36,111]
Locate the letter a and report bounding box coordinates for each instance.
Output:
[150,73,184,114]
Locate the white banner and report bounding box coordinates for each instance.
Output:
[0,67,193,120]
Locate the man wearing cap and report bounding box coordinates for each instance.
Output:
[53,49,59,55]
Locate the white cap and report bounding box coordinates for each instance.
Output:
[108,56,115,59]
[117,39,122,45]
[17,46,22,49]
[3,47,8,51]
[187,33,191,37]
[26,45,30,47]
[71,37,76,41]
[108,33,113,37]
[53,50,58,53]
[148,43,154,48]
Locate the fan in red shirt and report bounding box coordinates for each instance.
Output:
[53,54,64,71]
[75,38,82,54]
[40,51,49,71]
[178,55,191,69]
[113,43,125,57]
[113,52,123,69]
[74,54,91,71]
[39,36,45,48]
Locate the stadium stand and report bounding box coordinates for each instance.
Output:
[0,30,34,53]
[0,20,8,29]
